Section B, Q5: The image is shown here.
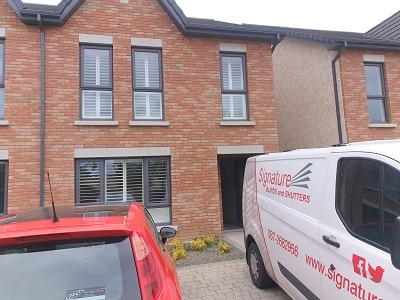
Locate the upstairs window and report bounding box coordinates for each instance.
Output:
[80,45,113,120]
[0,41,4,120]
[132,49,163,120]
[220,54,248,120]
[364,63,388,123]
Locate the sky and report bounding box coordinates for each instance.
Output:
[23,0,400,33]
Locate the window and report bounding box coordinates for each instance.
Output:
[220,53,247,120]
[80,45,113,120]
[0,162,7,214]
[76,157,171,224]
[0,237,141,299]
[337,158,400,249]
[0,41,4,120]
[132,49,163,120]
[364,63,388,123]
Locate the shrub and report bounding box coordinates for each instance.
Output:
[218,241,231,253]
[172,248,187,261]
[191,238,207,251]
[171,238,184,250]
[171,238,187,261]
[203,236,216,246]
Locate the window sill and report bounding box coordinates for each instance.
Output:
[129,121,169,126]
[220,120,256,126]
[74,120,119,126]
[0,120,9,126]
[368,123,397,128]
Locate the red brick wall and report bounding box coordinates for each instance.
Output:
[0,0,278,239]
[339,50,400,142]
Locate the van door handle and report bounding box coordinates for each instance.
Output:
[322,235,340,248]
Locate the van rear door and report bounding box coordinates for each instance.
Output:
[319,152,400,299]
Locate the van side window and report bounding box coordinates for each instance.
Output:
[337,158,400,249]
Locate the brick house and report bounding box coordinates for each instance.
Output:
[264,16,400,151]
[0,0,281,239]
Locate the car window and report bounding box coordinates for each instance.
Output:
[337,158,400,249]
[0,236,141,300]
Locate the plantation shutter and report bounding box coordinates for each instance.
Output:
[82,48,112,119]
[78,162,100,203]
[83,49,111,87]
[133,50,162,119]
[134,51,160,88]
[222,56,244,91]
[147,159,168,205]
[106,161,124,202]
[126,160,144,202]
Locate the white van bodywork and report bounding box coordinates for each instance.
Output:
[243,140,400,300]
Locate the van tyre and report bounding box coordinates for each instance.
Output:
[247,242,274,289]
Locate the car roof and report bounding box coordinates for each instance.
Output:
[0,203,145,246]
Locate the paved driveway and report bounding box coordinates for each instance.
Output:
[177,258,291,300]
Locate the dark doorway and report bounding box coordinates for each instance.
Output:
[219,156,249,230]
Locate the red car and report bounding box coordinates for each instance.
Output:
[0,203,182,300]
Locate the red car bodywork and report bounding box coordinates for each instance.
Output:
[0,203,182,300]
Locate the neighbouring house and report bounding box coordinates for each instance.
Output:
[0,0,282,239]
[263,14,400,151]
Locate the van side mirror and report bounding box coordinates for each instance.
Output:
[391,217,400,269]
[159,226,177,244]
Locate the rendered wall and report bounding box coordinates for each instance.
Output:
[272,38,341,150]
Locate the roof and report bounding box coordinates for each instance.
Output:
[367,11,400,40]
[6,0,400,52]
[245,24,400,52]
[6,0,281,42]
[6,0,84,26]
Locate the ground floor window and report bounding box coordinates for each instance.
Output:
[75,157,171,224]
[0,162,7,215]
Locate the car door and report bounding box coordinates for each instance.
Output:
[319,153,400,300]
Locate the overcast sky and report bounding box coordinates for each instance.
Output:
[23,0,400,33]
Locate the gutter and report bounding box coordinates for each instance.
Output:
[37,14,45,207]
[331,41,347,144]
[271,33,284,53]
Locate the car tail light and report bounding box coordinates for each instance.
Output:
[132,234,164,299]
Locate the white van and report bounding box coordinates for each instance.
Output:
[243,139,400,300]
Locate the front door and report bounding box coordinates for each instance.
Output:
[234,159,246,226]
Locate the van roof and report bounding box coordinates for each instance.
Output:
[332,139,400,161]
[256,139,400,162]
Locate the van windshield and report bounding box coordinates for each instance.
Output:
[0,236,141,300]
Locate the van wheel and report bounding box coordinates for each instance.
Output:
[247,242,274,289]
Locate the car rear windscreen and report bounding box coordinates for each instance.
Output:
[0,236,141,300]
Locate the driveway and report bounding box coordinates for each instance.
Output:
[176,230,291,299]
[177,258,290,300]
